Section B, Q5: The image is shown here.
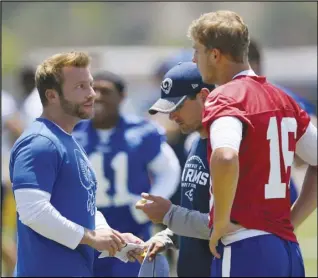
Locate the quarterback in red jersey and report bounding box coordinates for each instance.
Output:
[188,10,317,277]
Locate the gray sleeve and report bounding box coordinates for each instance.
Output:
[162,204,211,240]
[147,228,176,249]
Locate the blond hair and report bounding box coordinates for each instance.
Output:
[188,10,250,63]
[35,51,91,105]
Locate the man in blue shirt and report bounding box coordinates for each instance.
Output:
[73,71,180,277]
[10,52,142,277]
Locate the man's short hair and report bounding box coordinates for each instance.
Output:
[93,71,126,95]
[187,10,250,63]
[35,51,91,106]
[248,39,261,64]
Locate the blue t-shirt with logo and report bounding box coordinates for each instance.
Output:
[73,115,166,238]
[10,118,97,277]
[73,114,166,276]
[178,137,212,277]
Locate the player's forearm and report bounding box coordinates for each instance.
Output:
[163,204,211,240]
[210,148,239,228]
[291,165,317,229]
[23,204,85,249]
[15,189,85,250]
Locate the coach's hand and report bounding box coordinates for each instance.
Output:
[145,240,166,262]
[128,240,165,263]
[127,247,146,263]
[121,232,144,245]
[120,232,145,263]
[135,193,172,224]
[81,228,126,256]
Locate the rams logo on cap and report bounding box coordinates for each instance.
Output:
[161,78,173,95]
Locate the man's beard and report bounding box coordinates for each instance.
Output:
[60,94,93,119]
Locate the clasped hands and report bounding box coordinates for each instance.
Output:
[93,229,165,264]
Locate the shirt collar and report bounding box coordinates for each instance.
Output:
[232,69,257,79]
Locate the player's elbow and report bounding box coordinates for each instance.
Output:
[16,197,51,226]
[17,206,42,226]
[17,208,37,226]
[212,147,238,165]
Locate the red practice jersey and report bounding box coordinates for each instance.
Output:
[203,75,310,243]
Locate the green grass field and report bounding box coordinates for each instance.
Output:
[296,209,317,277]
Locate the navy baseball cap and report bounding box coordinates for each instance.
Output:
[149,62,215,115]
[138,252,170,277]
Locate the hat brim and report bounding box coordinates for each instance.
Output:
[138,253,170,277]
[148,96,187,115]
